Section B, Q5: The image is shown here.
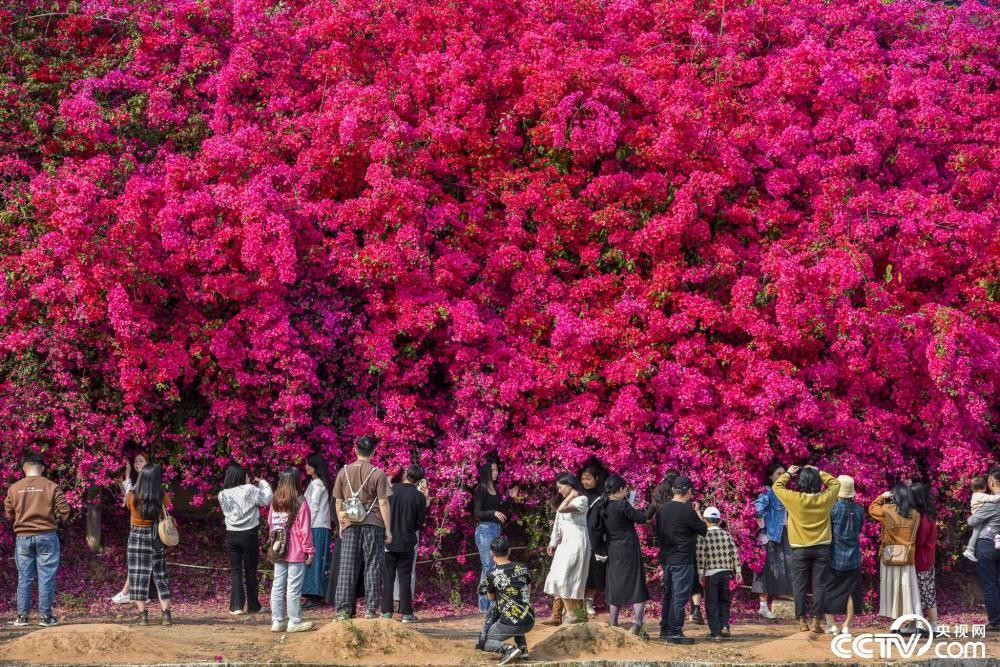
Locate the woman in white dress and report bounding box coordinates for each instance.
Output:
[544,473,591,624]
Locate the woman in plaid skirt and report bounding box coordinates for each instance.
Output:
[125,464,171,626]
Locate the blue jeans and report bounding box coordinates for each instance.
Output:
[476,522,501,612]
[16,532,60,616]
[271,560,306,625]
[659,563,694,637]
[976,538,1000,627]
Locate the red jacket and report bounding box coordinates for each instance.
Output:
[914,514,937,573]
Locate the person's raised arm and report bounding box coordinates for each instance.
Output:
[771,470,794,505]
[817,471,841,506]
[625,502,649,524]
[868,492,890,521]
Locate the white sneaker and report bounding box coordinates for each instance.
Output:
[111,592,131,604]
[286,621,314,633]
[825,624,838,635]
[585,599,596,617]
[840,626,851,636]
[230,609,246,616]
[964,548,978,563]
[758,607,777,620]
[271,622,287,632]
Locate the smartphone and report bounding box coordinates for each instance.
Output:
[627,490,637,506]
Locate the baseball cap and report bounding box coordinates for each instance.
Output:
[672,475,693,492]
[703,506,721,520]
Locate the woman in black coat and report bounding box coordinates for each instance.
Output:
[580,463,608,618]
[600,474,650,637]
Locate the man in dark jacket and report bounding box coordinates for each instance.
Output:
[654,475,707,644]
[381,464,427,622]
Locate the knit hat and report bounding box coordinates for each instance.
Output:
[837,475,856,499]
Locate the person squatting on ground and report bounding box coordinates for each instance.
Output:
[5,451,70,628]
[480,536,534,665]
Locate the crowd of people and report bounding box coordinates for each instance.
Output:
[5,442,1000,663]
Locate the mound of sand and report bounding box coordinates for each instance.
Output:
[741,630,850,663]
[287,618,452,663]
[531,622,646,661]
[1,624,184,665]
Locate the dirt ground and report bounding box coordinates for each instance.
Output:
[0,613,997,665]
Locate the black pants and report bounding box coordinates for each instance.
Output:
[382,549,415,615]
[703,572,732,636]
[225,528,261,613]
[791,545,828,619]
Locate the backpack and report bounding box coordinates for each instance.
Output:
[343,464,380,523]
[267,501,300,563]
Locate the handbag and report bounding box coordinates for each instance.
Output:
[881,512,919,566]
[157,510,180,548]
[267,501,300,562]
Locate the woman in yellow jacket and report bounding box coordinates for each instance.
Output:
[868,484,921,623]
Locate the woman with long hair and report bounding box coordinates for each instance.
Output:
[112,450,150,605]
[752,461,794,619]
[601,474,650,636]
[268,467,315,633]
[473,459,509,612]
[911,481,939,633]
[869,482,921,625]
[543,472,591,624]
[301,453,333,608]
[218,461,272,615]
[125,464,171,626]
[580,462,608,619]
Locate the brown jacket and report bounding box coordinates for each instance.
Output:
[4,476,70,536]
[868,495,920,566]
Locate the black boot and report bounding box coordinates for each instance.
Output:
[136,610,149,626]
[691,605,705,625]
[162,609,173,626]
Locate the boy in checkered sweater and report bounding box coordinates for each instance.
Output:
[696,507,742,640]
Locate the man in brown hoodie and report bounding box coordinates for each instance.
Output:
[4,451,70,627]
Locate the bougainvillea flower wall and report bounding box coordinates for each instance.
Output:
[1,0,997,566]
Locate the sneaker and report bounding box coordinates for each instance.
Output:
[381,613,394,620]
[230,609,246,616]
[964,547,978,563]
[629,624,649,639]
[690,607,705,625]
[825,624,838,635]
[300,599,323,610]
[12,615,29,627]
[271,622,287,632]
[720,626,731,638]
[287,621,314,633]
[499,646,522,666]
[709,634,722,641]
[667,634,695,645]
[161,610,172,627]
[38,615,58,628]
[111,591,131,604]
[585,599,596,617]
[364,613,379,620]
[810,618,823,634]
[798,618,809,632]
[758,606,777,620]
[840,625,852,636]
[401,614,418,624]
[335,611,352,622]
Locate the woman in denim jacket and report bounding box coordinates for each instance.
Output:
[752,462,794,619]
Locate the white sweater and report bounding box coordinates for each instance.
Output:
[305,478,332,530]
[218,480,273,531]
